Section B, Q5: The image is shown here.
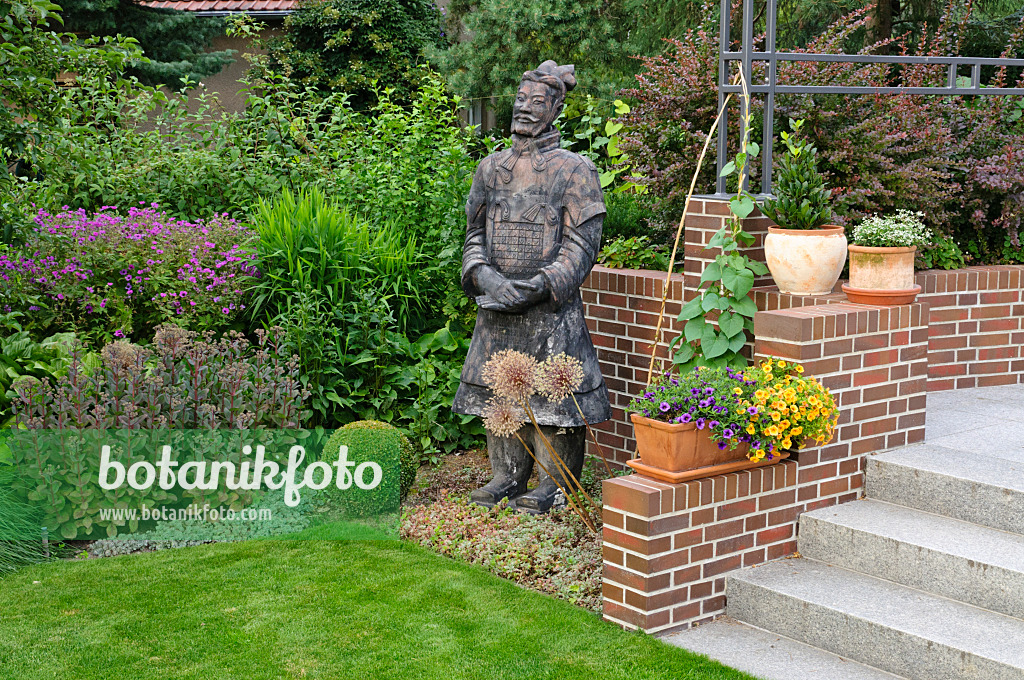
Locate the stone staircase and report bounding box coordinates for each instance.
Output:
[726,442,1024,680]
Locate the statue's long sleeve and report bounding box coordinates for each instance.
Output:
[462,158,491,298]
[542,162,606,308]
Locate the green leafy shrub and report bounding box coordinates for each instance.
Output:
[401,490,601,611]
[597,235,668,270]
[264,0,446,108]
[342,420,417,500]
[917,233,967,270]
[759,120,833,230]
[602,191,658,242]
[320,425,402,517]
[273,285,483,452]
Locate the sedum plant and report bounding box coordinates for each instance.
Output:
[760,119,833,230]
[852,210,932,248]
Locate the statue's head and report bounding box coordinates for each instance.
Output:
[512,60,577,137]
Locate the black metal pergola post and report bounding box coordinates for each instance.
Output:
[716,0,1024,196]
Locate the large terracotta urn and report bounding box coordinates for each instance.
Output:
[842,245,921,305]
[763,226,848,296]
[626,413,787,484]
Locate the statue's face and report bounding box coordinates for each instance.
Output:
[511,80,560,137]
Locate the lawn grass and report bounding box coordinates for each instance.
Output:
[0,540,755,680]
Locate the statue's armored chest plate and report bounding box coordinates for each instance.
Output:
[485,172,564,278]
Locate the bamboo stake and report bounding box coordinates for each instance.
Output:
[513,431,596,531]
[570,393,613,476]
[521,400,601,513]
[645,74,742,387]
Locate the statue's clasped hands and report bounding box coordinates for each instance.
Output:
[476,267,548,312]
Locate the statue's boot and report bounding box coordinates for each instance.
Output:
[470,427,533,507]
[512,425,586,514]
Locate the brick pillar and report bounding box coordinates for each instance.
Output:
[601,299,930,635]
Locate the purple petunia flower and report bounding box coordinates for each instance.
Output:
[747,407,758,415]
[717,441,728,450]
[695,418,706,429]
[681,413,693,423]
[723,428,735,438]
[659,401,671,413]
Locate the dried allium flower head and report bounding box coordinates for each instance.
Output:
[536,353,584,402]
[482,350,538,402]
[482,398,525,438]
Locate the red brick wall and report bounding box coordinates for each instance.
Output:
[585,195,1024,635]
[603,462,804,634]
[599,299,929,634]
[918,267,1024,390]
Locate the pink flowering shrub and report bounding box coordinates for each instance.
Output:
[0,205,257,343]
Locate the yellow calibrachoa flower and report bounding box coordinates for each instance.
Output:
[739,357,838,462]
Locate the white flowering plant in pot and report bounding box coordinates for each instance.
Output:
[850,210,932,248]
[843,210,932,305]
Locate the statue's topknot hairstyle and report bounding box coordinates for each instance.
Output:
[520,60,577,105]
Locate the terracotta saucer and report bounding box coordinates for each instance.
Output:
[841,284,921,306]
[625,450,790,484]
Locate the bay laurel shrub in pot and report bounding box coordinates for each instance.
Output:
[843,210,932,306]
[626,359,838,483]
[760,120,847,295]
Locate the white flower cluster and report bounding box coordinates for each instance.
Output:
[852,210,932,248]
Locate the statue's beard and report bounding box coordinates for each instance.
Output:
[510,115,550,137]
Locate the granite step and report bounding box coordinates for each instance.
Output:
[727,558,1024,680]
[865,444,1024,535]
[663,617,907,680]
[799,498,1024,620]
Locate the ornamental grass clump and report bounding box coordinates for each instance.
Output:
[851,210,932,248]
[628,359,837,462]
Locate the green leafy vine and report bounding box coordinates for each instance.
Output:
[669,74,768,370]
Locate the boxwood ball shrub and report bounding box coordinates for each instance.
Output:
[342,419,417,501]
[321,424,403,518]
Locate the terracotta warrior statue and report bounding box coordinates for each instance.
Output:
[452,60,611,513]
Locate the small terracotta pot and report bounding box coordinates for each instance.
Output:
[764,225,848,296]
[842,245,921,306]
[626,413,787,483]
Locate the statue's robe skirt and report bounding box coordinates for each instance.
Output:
[452,130,612,427]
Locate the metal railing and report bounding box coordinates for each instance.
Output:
[716,0,1024,196]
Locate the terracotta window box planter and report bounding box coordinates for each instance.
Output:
[626,413,789,484]
[842,245,921,306]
